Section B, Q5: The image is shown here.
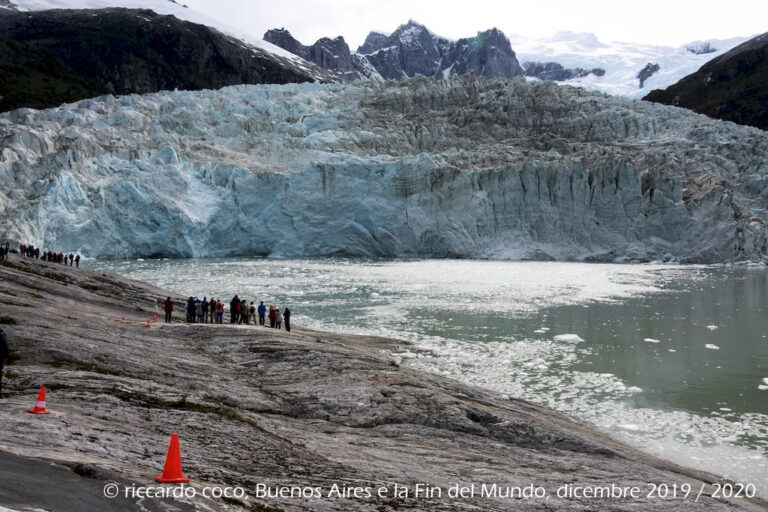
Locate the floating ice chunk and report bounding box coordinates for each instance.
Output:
[706,325,718,331]
[759,385,768,391]
[534,329,547,334]
[370,292,380,297]
[539,327,550,331]
[627,386,643,393]
[719,407,732,411]
[763,378,768,385]
[553,334,584,343]
[616,424,640,431]
[644,338,661,343]
[668,349,677,352]
[705,344,720,350]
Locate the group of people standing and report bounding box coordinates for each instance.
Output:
[164,296,292,332]
[227,295,291,332]
[11,242,80,267]
[178,297,225,324]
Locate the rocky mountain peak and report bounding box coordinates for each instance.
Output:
[686,42,717,55]
[393,19,432,43]
[523,61,606,81]
[637,62,660,88]
[439,28,523,78]
[268,20,523,82]
[263,28,309,60]
[310,36,355,73]
[264,28,380,81]
[357,31,389,54]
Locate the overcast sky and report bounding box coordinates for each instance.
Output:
[182,0,764,49]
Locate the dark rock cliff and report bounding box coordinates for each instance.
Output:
[0,8,325,112]
[645,32,768,130]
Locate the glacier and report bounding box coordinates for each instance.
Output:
[1,77,767,262]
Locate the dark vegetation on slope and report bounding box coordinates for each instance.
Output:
[0,7,320,112]
[645,32,768,130]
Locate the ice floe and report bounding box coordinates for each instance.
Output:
[553,334,585,343]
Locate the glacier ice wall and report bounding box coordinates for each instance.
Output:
[1,77,767,262]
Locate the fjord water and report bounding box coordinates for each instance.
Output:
[87,259,768,493]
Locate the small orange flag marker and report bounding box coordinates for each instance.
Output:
[155,434,190,483]
[27,387,51,414]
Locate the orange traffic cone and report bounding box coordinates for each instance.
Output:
[120,316,126,325]
[145,319,151,328]
[155,434,190,483]
[27,387,51,414]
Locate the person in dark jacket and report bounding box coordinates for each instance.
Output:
[201,297,209,324]
[186,297,195,323]
[230,295,240,324]
[257,301,266,325]
[164,297,174,323]
[0,327,9,398]
[75,254,80,268]
[283,307,291,332]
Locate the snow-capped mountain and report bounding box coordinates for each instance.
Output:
[2,77,766,262]
[266,19,749,97]
[511,31,749,98]
[267,20,524,82]
[5,1,750,98]
[9,0,332,82]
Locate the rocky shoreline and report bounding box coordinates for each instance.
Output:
[0,255,765,511]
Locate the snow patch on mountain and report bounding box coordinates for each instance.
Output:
[510,31,749,98]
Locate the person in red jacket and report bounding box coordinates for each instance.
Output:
[164,297,174,323]
[268,305,277,328]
